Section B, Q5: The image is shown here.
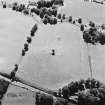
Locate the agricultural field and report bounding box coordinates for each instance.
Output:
[0,0,105,105]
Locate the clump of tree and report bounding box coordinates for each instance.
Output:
[12,2,18,10]
[43,16,57,25]
[89,21,95,28]
[101,24,105,30]
[43,18,48,25]
[35,78,105,105]
[57,13,62,19]
[0,79,9,104]
[36,92,53,105]
[36,0,64,9]
[1,1,6,8]
[83,27,105,45]
[68,16,72,23]
[3,4,6,8]
[53,0,64,6]
[12,2,26,13]
[78,18,82,24]
[37,0,53,9]
[16,4,25,12]
[31,8,40,16]
[62,14,66,20]
[80,24,85,32]
[22,9,29,15]
[98,32,105,45]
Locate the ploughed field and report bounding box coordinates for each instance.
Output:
[0,0,105,104]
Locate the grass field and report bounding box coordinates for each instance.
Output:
[0,0,105,104]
